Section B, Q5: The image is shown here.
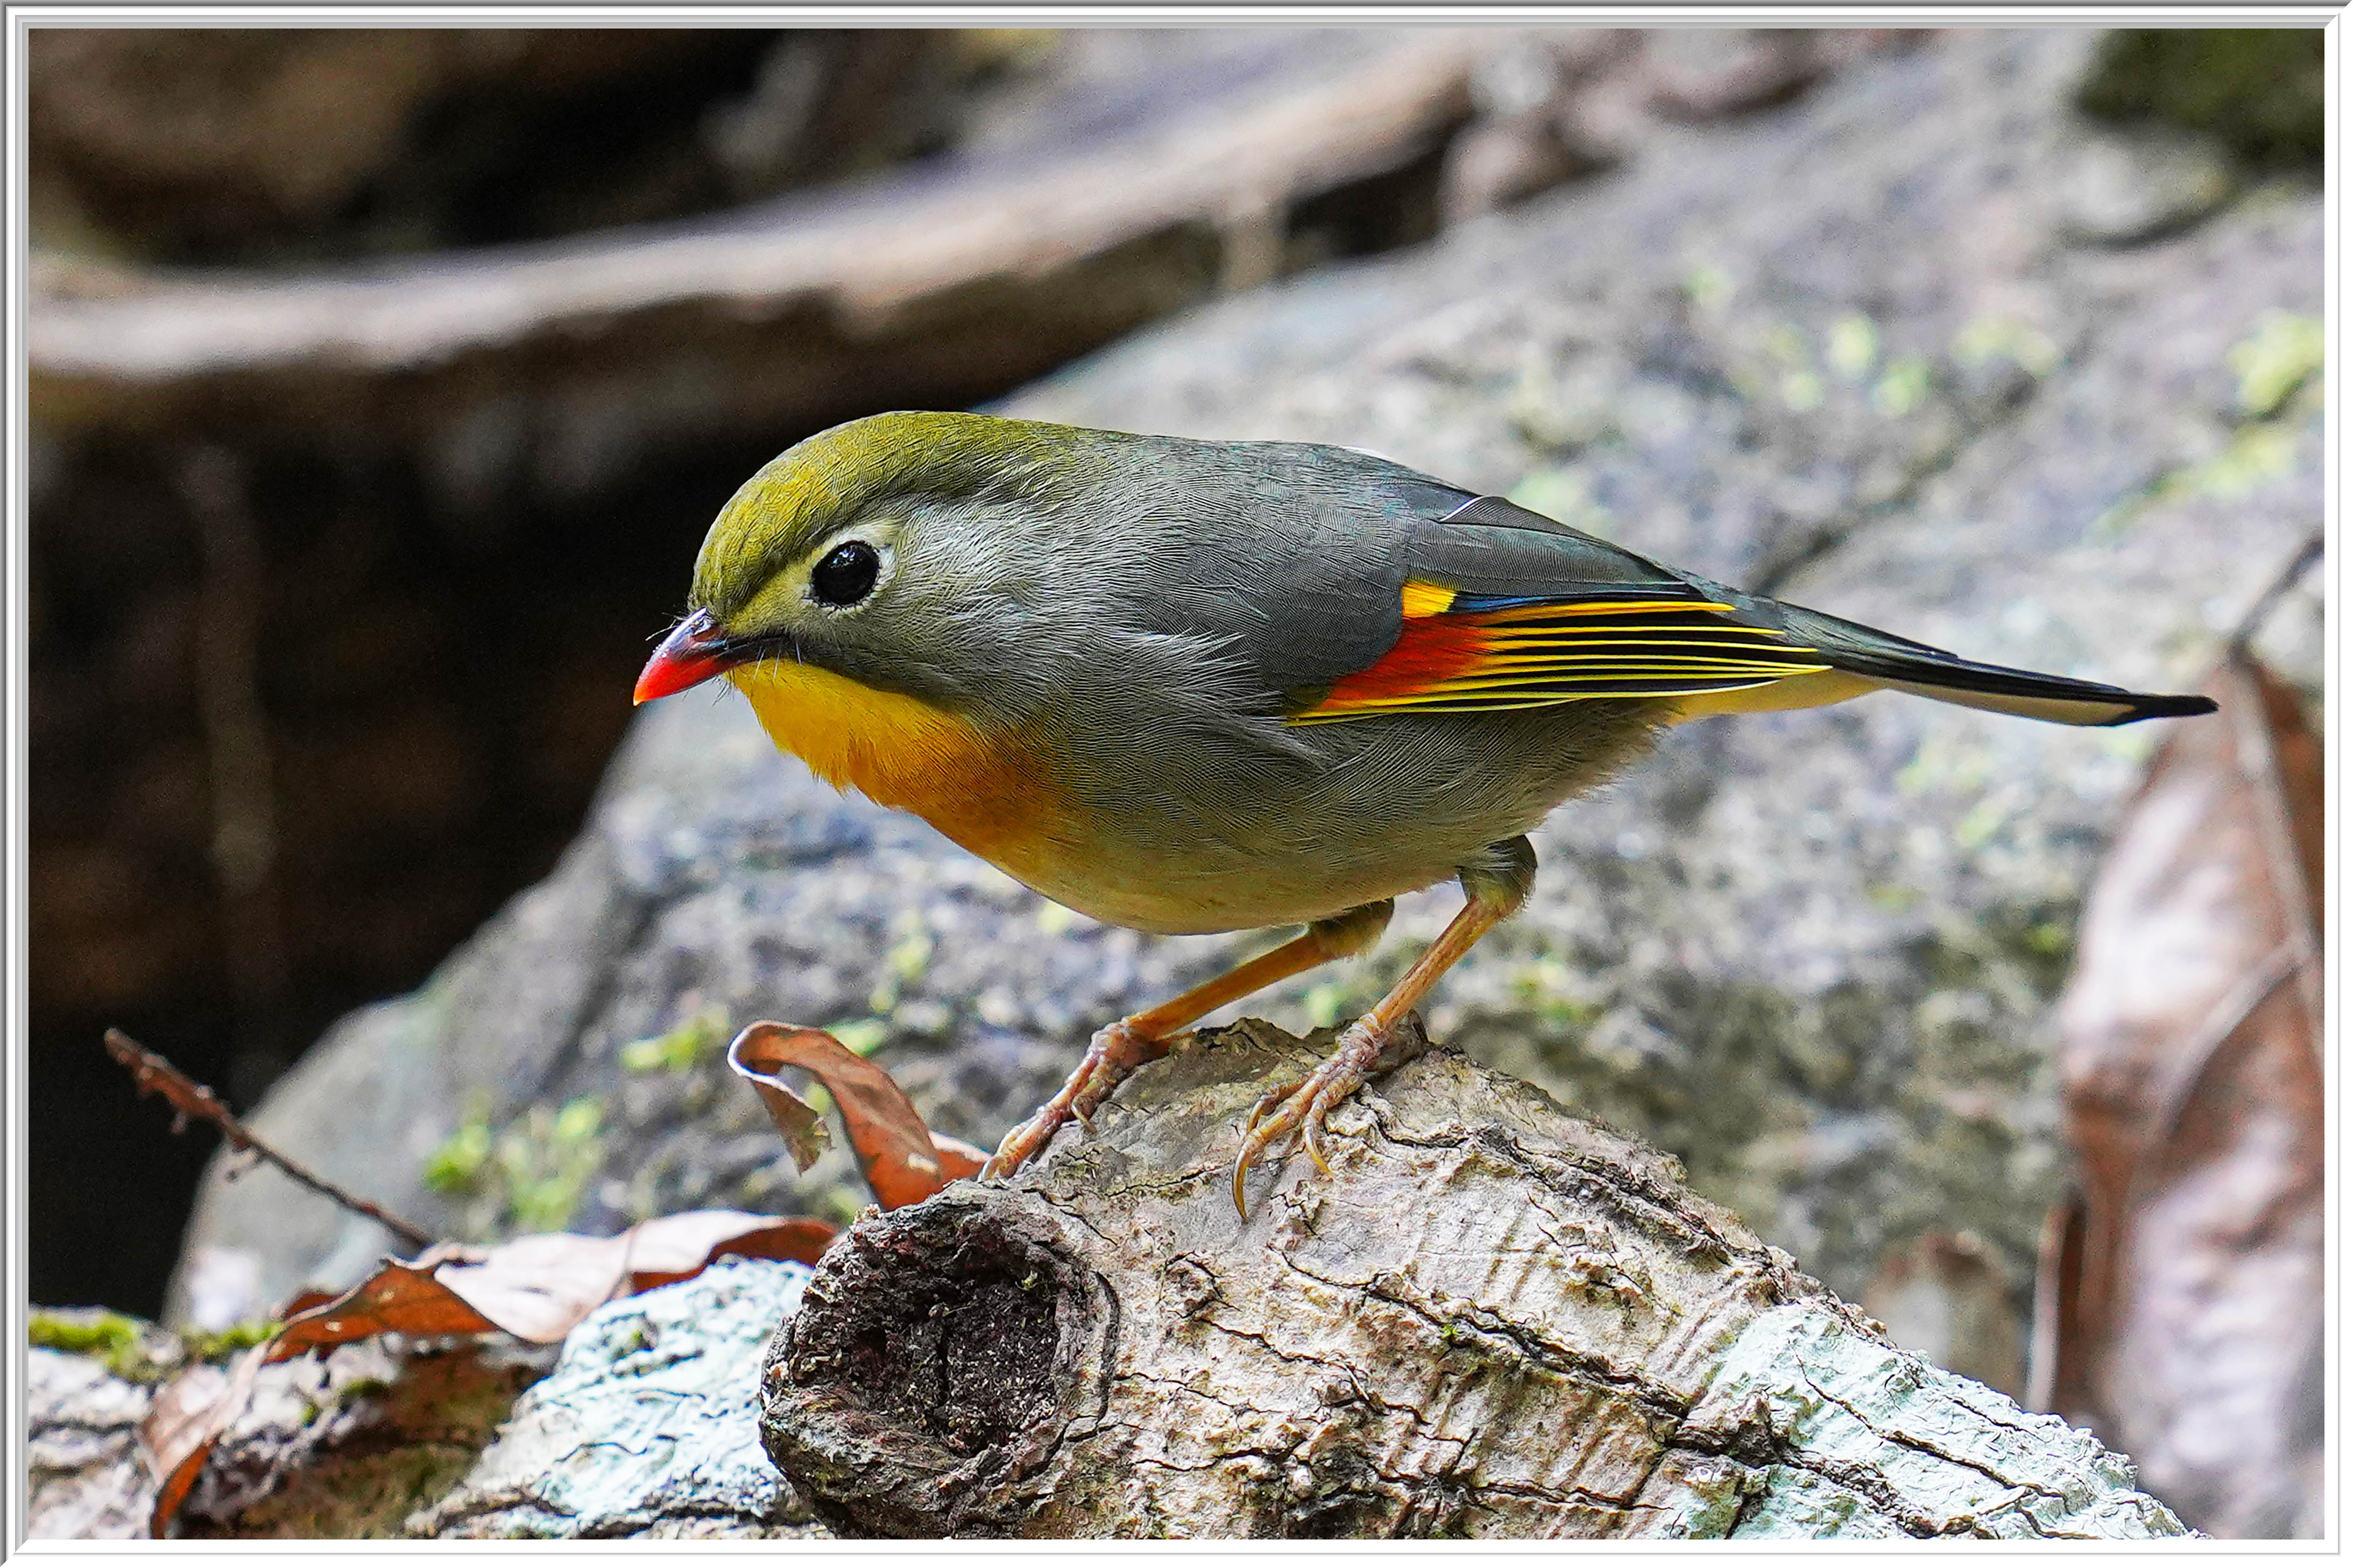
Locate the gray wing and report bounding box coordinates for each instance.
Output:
[1133,447,2209,727]
[1121,446,1730,705]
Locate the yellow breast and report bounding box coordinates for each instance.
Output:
[726,660,1041,863]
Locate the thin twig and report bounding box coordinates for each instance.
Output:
[2228,532,2324,653]
[103,1029,437,1253]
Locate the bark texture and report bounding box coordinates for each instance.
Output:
[23,1032,2188,1541]
[759,1019,2186,1540]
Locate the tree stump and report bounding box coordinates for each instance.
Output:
[760,1019,2186,1539]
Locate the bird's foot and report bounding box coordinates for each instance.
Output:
[1231,1014,1423,1216]
[981,1016,1164,1180]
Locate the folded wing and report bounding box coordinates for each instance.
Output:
[1285,494,2213,729]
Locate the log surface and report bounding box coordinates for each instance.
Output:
[759,1019,2187,1539]
[27,29,1504,452]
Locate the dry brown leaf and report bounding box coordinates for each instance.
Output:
[144,1211,837,1536]
[268,1247,498,1360]
[274,1212,839,1354]
[621,1211,841,1293]
[729,1021,987,1210]
[275,1288,341,1319]
[139,1344,265,1538]
[2036,650,2323,1538]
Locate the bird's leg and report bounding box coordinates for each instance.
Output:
[1232,837,1536,1217]
[981,899,1395,1180]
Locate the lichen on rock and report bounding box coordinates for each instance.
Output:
[415,1255,828,1539]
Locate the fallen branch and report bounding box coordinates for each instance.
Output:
[102,1028,436,1253]
[27,30,1514,455]
[762,1018,2190,1539]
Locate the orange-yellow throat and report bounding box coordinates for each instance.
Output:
[726,660,1033,861]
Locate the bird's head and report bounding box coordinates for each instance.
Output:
[635,410,1126,720]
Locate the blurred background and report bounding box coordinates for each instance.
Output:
[25,25,2324,1537]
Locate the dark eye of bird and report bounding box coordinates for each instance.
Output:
[810,541,880,607]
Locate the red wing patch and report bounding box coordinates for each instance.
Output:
[1314,613,1499,706]
[1292,580,1832,721]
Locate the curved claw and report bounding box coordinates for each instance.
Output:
[1302,1109,1334,1178]
[1228,1023,1388,1217]
[1243,1078,1301,1137]
[1230,1088,1316,1217]
[985,1015,1170,1182]
[1230,1124,1273,1218]
[979,1113,1044,1181]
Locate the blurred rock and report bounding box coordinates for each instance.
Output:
[1864,1231,2024,1400]
[2054,128,2238,246]
[176,27,2320,1408]
[1643,27,1921,122]
[1440,35,1632,222]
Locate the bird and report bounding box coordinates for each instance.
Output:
[633,409,2216,1216]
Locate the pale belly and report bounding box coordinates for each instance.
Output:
[957,701,1668,935]
[978,826,1467,935]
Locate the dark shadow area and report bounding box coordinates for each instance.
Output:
[29,429,786,1312]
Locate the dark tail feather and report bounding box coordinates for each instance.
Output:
[1775,604,2215,728]
[1865,661,2216,726]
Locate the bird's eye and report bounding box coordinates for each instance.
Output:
[810,541,880,607]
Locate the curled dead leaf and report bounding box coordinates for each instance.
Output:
[274,1212,840,1354]
[2037,650,2323,1538]
[272,1248,504,1360]
[728,1021,987,1210]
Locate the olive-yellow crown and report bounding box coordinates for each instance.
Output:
[689,410,1130,628]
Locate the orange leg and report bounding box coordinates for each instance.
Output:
[981,899,1395,1180]
[1232,836,1536,1217]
